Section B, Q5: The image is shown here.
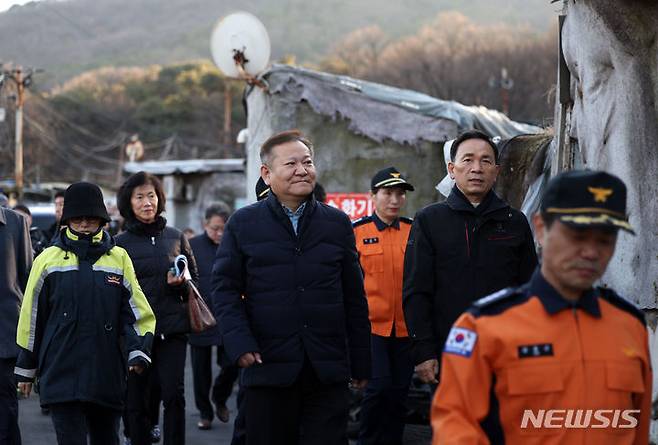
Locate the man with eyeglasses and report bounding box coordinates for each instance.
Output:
[189,202,239,430]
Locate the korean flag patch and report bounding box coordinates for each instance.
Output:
[444,327,478,357]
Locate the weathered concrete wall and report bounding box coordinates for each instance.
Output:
[295,103,448,215]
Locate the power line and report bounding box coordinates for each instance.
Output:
[23,114,117,176]
[28,92,128,149]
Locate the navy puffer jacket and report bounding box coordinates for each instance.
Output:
[212,193,371,387]
[116,217,199,336]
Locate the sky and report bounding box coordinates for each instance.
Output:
[0,0,40,12]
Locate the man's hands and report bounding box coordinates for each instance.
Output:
[415,358,439,384]
[18,382,32,397]
[350,379,368,390]
[167,270,186,286]
[129,365,144,374]
[238,352,262,368]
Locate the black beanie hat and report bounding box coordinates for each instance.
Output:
[61,182,111,224]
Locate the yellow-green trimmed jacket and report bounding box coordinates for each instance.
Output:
[15,228,155,409]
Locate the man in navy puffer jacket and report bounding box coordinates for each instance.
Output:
[213,130,371,445]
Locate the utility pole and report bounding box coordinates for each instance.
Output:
[223,83,232,154]
[14,68,25,201]
[3,66,38,201]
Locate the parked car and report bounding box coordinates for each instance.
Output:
[29,204,56,233]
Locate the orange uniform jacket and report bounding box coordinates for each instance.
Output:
[432,270,651,445]
[353,214,412,337]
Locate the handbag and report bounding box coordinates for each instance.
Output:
[187,280,217,333]
[174,254,217,333]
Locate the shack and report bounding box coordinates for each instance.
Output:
[244,64,540,214]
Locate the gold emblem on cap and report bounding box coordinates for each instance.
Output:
[588,187,613,203]
[390,172,401,178]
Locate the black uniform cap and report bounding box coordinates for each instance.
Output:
[371,167,414,192]
[541,170,634,234]
[61,182,111,224]
[255,177,270,201]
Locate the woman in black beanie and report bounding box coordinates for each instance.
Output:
[116,172,198,445]
[15,181,156,445]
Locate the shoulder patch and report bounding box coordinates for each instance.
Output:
[599,287,646,326]
[352,215,372,228]
[469,286,529,317]
[399,216,413,224]
[444,327,478,357]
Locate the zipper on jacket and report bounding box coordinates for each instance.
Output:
[151,236,155,246]
[464,222,471,258]
[572,307,587,406]
[572,307,585,362]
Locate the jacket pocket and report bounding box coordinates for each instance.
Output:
[507,364,564,395]
[606,361,645,394]
[360,246,384,273]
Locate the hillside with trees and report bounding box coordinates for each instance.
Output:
[0,1,558,188]
[0,0,557,86]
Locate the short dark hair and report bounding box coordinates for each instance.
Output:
[13,204,30,216]
[260,129,314,165]
[204,202,231,222]
[54,190,65,200]
[450,130,499,164]
[117,171,166,220]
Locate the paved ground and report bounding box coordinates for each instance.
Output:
[18,347,237,445]
[17,347,431,444]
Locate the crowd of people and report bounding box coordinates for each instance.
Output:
[0,128,651,445]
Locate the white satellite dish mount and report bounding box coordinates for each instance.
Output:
[210,12,271,90]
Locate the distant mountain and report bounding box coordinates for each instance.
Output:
[0,0,558,88]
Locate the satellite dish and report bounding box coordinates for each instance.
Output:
[210,12,271,80]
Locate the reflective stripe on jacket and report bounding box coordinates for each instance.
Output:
[431,269,651,445]
[353,214,411,337]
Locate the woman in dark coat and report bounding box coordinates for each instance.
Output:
[116,172,198,445]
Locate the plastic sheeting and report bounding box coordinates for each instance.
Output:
[260,64,540,144]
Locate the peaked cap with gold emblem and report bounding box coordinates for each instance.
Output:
[541,170,634,234]
[371,166,415,192]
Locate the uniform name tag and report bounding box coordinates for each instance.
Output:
[363,237,379,244]
[105,274,122,286]
[444,327,477,357]
[518,343,553,358]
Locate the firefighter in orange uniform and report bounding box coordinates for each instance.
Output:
[353,166,415,445]
[431,170,652,445]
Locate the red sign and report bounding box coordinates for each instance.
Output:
[326,193,373,220]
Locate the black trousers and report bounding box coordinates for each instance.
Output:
[189,345,239,421]
[358,335,413,445]
[230,378,245,445]
[244,359,350,445]
[0,357,20,445]
[126,334,187,445]
[122,371,161,438]
[50,402,120,445]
